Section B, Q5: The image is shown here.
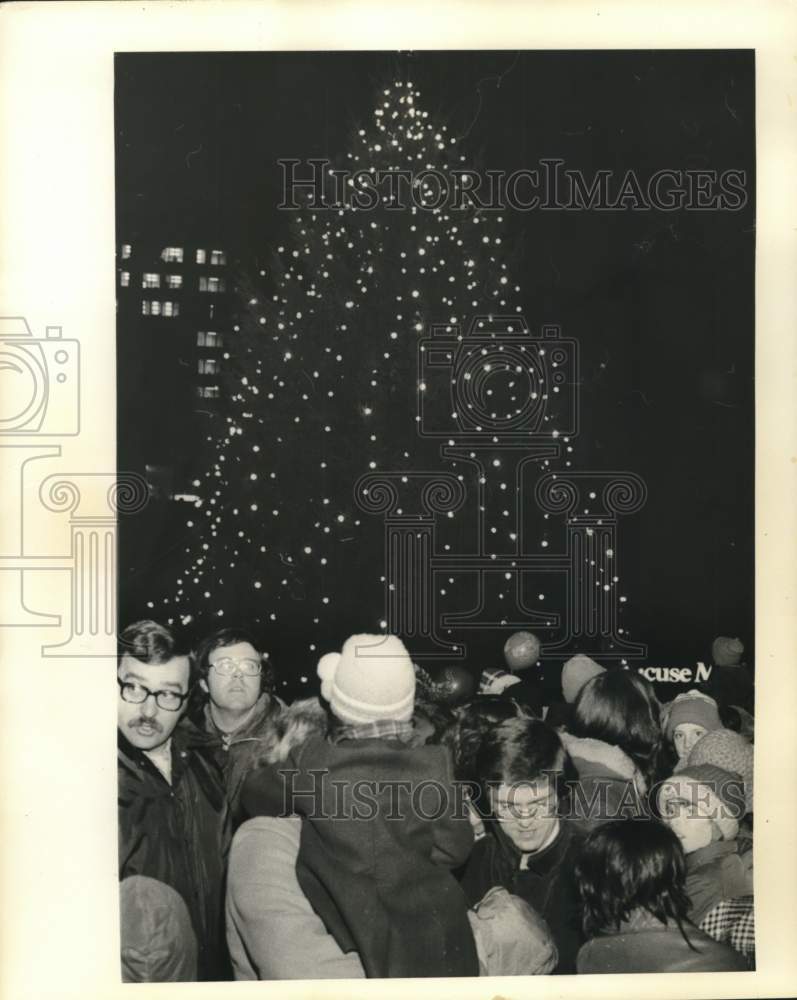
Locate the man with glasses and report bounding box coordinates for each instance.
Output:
[194,627,283,826]
[459,716,585,974]
[117,619,230,981]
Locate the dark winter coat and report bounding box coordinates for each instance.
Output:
[241,734,479,979]
[459,819,585,974]
[118,722,231,981]
[577,910,748,974]
[196,692,283,827]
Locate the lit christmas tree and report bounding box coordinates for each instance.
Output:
[155,76,579,678]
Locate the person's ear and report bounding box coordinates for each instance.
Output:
[199,677,209,695]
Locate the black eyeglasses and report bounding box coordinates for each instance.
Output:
[117,677,190,712]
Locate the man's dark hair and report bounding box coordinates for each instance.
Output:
[194,626,276,695]
[471,716,577,817]
[117,619,196,682]
[575,818,696,947]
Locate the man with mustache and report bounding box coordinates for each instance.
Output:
[117,620,230,981]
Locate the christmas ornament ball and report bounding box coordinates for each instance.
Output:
[503,631,541,671]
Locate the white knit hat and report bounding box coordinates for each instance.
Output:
[317,633,416,724]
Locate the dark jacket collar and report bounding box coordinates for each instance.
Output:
[491,816,574,877]
[200,693,279,744]
[117,717,214,773]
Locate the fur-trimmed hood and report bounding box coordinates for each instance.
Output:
[559,731,647,796]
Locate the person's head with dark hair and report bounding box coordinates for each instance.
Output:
[411,692,458,748]
[117,620,194,752]
[195,626,277,733]
[575,818,693,942]
[452,696,530,781]
[472,716,576,855]
[570,669,666,786]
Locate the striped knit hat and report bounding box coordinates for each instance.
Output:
[658,763,745,841]
[686,727,754,814]
[317,633,416,725]
[664,689,722,741]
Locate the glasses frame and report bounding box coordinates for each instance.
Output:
[117,676,190,712]
[209,656,263,677]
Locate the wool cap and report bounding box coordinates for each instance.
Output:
[665,689,722,740]
[503,631,541,671]
[657,763,745,842]
[317,633,416,725]
[686,727,754,815]
[712,636,745,667]
[561,654,606,704]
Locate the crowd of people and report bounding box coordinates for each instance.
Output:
[117,621,755,981]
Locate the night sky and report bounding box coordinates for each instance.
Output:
[116,51,755,690]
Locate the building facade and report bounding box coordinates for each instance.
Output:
[117,239,236,491]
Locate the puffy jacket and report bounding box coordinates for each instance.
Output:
[577,911,748,973]
[118,722,231,980]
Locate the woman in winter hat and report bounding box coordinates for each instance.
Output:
[664,689,722,765]
[685,727,754,816]
[241,633,478,979]
[657,764,752,925]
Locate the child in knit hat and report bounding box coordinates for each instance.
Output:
[242,633,478,979]
[657,764,752,925]
[664,689,722,766]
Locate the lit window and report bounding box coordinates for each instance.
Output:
[197,331,221,347]
[196,249,207,264]
[141,300,149,316]
[197,386,220,399]
[163,301,179,317]
[199,276,226,293]
[198,358,219,375]
[121,244,132,259]
[142,273,160,289]
[166,274,182,289]
[208,304,215,320]
[210,249,227,266]
[120,272,130,287]
[150,301,162,316]
[161,246,184,263]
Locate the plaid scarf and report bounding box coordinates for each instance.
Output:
[332,718,415,744]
